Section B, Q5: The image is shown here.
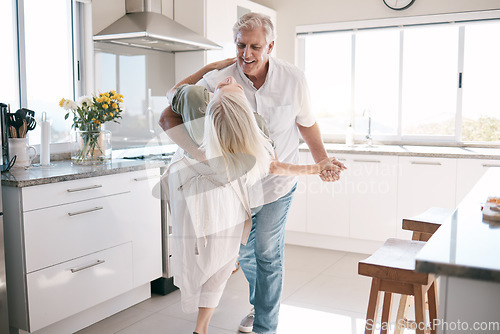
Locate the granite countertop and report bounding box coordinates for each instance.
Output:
[415,167,500,282]
[1,159,166,188]
[300,143,500,160]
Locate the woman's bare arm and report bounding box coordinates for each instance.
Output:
[269,154,342,178]
[166,57,236,103]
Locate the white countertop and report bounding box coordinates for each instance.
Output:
[300,143,500,160]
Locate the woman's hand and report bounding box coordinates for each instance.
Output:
[167,58,237,102]
[208,57,237,71]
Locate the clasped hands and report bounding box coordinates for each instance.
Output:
[317,157,346,182]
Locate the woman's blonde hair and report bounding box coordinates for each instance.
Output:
[202,91,273,186]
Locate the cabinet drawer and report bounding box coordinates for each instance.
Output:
[24,192,132,273]
[26,242,133,332]
[21,172,131,212]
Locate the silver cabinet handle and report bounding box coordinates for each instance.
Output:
[133,175,158,181]
[68,206,103,217]
[70,260,105,273]
[483,164,500,168]
[410,161,442,166]
[353,159,381,163]
[67,184,103,192]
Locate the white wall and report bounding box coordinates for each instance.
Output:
[250,0,500,64]
[92,0,174,34]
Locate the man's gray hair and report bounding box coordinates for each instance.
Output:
[233,12,275,44]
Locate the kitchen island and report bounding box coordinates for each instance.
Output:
[1,159,164,334]
[415,167,500,334]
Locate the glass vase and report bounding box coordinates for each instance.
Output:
[71,129,112,165]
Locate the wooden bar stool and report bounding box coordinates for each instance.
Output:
[358,238,438,334]
[403,207,454,242]
[394,207,454,334]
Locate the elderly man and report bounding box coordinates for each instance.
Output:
[198,13,343,334]
[160,12,344,334]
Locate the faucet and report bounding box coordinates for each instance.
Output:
[363,109,373,146]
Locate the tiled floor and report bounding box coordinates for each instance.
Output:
[77,244,401,334]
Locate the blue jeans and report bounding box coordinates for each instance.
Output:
[238,184,297,334]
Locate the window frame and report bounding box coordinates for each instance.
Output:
[296,10,500,147]
[11,0,86,153]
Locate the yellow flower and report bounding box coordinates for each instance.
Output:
[104,92,110,97]
[59,98,65,107]
[118,98,123,103]
[110,90,116,94]
[102,104,109,110]
[112,103,118,109]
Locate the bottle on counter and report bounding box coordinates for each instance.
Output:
[345,123,354,146]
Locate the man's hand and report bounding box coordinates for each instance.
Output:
[317,157,346,182]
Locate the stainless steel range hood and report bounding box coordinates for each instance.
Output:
[93,0,221,53]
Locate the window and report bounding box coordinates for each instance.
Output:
[462,21,500,142]
[304,31,352,134]
[0,0,18,110]
[354,28,400,136]
[298,12,500,145]
[94,42,173,150]
[3,0,81,146]
[401,24,458,137]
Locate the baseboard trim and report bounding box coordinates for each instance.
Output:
[12,284,151,334]
[285,231,383,254]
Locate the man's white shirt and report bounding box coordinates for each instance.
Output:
[198,57,316,206]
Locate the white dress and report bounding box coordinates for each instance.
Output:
[162,84,264,313]
[162,149,251,313]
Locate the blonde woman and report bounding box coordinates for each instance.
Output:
[159,62,344,334]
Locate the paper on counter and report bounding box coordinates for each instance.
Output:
[40,112,51,165]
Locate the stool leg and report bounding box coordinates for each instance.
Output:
[380,292,393,334]
[414,284,426,334]
[394,295,411,334]
[427,281,438,334]
[365,278,381,334]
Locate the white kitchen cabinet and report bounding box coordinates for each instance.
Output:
[285,151,500,253]
[348,155,398,241]
[26,242,133,331]
[456,158,500,205]
[287,153,398,242]
[128,170,162,287]
[300,153,398,241]
[3,168,161,333]
[23,192,132,273]
[396,156,457,239]
[306,153,350,238]
[286,151,309,232]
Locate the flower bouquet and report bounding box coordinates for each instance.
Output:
[60,91,124,164]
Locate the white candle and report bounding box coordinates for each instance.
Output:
[40,112,51,165]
